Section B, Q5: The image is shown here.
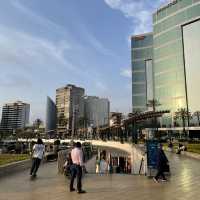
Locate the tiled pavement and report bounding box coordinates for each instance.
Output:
[0,152,199,200]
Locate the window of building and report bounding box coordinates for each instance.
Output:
[183,19,200,113]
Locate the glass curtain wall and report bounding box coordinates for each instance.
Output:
[153,0,200,127]
[183,19,200,126]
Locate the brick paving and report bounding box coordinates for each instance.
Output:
[0,152,199,200]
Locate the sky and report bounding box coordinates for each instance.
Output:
[0,0,168,122]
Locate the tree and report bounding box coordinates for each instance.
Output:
[147,99,161,130]
[174,108,191,137]
[193,111,200,126]
[146,99,161,112]
[33,118,43,129]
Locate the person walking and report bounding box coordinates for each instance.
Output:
[70,142,86,194]
[95,156,100,174]
[153,144,169,183]
[99,156,108,175]
[30,138,45,177]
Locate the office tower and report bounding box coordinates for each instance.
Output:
[84,96,110,128]
[132,0,200,127]
[46,96,57,136]
[131,33,154,112]
[56,84,85,137]
[0,101,30,132]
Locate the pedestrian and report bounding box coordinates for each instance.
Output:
[99,156,108,175]
[95,156,100,174]
[30,138,45,177]
[64,153,73,177]
[70,142,86,194]
[153,144,169,183]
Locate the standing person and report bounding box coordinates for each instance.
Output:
[70,142,86,194]
[30,138,45,177]
[153,144,169,183]
[95,156,100,174]
[99,156,108,175]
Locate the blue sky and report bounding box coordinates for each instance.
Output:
[0,0,168,122]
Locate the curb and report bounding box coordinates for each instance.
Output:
[0,159,31,178]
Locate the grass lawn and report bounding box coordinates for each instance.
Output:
[0,154,30,166]
[164,143,200,154]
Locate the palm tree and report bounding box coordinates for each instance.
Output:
[147,99,161,130]
[174,108,191,137]
[146,99,161,112]
[193,111,200,126]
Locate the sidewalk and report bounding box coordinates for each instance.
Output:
[0,152,199,200]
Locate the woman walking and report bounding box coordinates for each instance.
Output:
[153,144,169,183]
[30,138,45,177]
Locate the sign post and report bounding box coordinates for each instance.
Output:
[146,140,159,177]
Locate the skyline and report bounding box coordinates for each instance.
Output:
[0,0,168,122]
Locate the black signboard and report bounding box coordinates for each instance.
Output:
[146,140,159,169]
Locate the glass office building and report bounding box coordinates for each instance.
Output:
[132,0,200,127]
[131,33,153,112]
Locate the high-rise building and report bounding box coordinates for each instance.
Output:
[131,33,154,112]
[131,0,200,127]
[56,84,85,137]
[0,101,30,132]
[46,96,57,136]
[84,96,110,128]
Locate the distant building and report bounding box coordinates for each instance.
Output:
[56,84,85,137]
[84,96,110,128]
[131,33,153,112]
[46,96,57,136]
[0,101,30,132]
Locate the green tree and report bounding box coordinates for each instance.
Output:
[146,99,161,112]
[193,111,200,126]
[147,99,161,130]
[174,108,191,137]
[33,118,43,129]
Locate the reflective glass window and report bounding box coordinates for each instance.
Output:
[183,20,200,113]
[132,61,145,71]
[133,96,146,106]
[132,84,146,94]
[132,72,146,82]
[146,60,154,101]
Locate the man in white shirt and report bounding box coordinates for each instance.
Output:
[70,142,86,194]
[30,138,45,177]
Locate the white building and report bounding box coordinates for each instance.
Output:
[0,101,30,132]
[84,96,110,128]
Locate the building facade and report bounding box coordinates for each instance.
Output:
[131,33,154,112]
[46,96,57,136]
[84,96,110,129]
[56,84,85,137]
[0,101,30,132]
[132,0,200,127]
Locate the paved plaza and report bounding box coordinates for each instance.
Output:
[0,152,200,200]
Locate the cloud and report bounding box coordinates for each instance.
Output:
[0,73,32,88]
[0,24,80,74]
[104,0,168,35]
[120,68,132,78]
[95,81,108,91]
[12,0,114,57]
